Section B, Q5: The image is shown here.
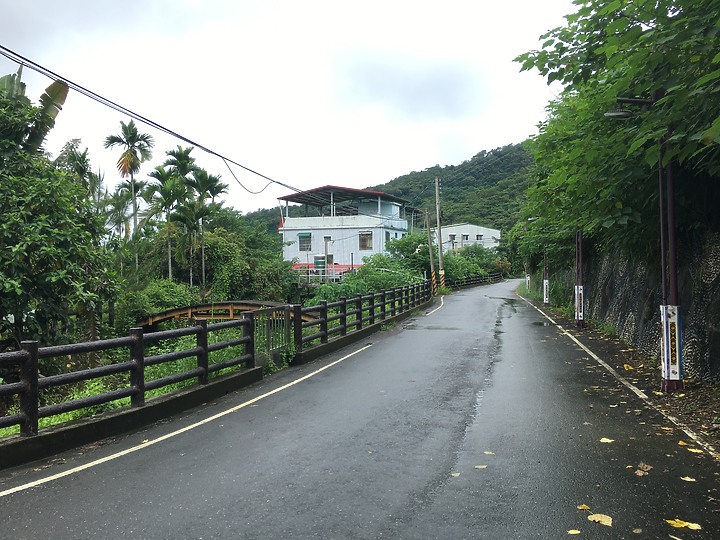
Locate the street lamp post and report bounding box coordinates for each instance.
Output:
[606,96,683,392]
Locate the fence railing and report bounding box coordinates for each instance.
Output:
[0,280,434,437]
[447,272,503,289]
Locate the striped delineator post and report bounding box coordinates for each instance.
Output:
[660,305,683,392]
[574,286,584,324]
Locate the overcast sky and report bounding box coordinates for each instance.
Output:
[0,0,573,213]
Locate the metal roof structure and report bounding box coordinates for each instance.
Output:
[278,185,409,207]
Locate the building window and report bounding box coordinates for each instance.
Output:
[359,231,373,250]
[462,234,469,241]
[449,234,456,241]
[476,234,483,241]
[298,233,311,251]
[385,231,391,242]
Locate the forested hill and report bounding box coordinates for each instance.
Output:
[368,142,533,233]
[248,142,534,234]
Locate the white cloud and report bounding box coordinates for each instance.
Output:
[0,0,573,213]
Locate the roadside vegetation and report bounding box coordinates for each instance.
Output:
[5,0,718,434]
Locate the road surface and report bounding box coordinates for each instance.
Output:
[1,279,718,539]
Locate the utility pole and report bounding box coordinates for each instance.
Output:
[425,211,437,296]
[434,176,446,289]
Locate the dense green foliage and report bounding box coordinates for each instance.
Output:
[510,0,720,274]
[0,70,297,350]
[307,234,503,304]
[246,143,534,236]
[0,83,112,349]
[368,143,534,233]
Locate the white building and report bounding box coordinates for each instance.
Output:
[278,186,414,271]
[433,223,500,253]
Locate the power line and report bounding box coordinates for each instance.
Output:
[0,44,305,198]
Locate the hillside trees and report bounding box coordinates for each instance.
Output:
[0,74,114,348]
[509,0,720,380]
[513,0,720,269]
[368,143,534,233]
[104,120,155,280]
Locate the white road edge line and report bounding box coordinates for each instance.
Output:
[518,294,719,461]
[0,343,374,498]
[425,295,445,316]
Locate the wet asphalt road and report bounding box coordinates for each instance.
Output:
[1,279,719,539]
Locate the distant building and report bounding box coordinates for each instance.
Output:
[278,186,415,276]
[432,223,500,253]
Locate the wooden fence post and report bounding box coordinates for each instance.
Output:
[355,295,363,330]
[19,341,39,436]
[340,297,347,336]
[243,313,255,368]
[320,301,329,344]
[380,290,387,321]
[196,320,209,385]
[369,293,376,325]
[293,304,303,364]
[129,327,145,408]
[391,289,397,317]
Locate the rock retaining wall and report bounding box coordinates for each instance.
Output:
[583,230,720,381]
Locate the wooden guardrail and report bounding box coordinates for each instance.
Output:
[447,272,503,289]
[0,276,500,438]
[0,317,254,436]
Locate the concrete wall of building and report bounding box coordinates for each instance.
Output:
[281,215,408,266]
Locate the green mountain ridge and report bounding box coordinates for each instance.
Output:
[249,142,534,235]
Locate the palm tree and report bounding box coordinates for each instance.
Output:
[103,120,154,279]
[170,200,210,287]
[163,145,198,181]
[143,166,187,279]
[185,168,229,287]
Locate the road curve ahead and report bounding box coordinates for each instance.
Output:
[1,279,718,539]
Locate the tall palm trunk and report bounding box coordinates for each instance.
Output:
[189,232,195,286]
[200,218,205,288]
[167,233,173,279]
[166,211,173,279]
[130,171,139,283]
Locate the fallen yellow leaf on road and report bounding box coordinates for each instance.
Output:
[678,440,688,446]
[600,438,615,443]
[474,465,488,469]
[587,513,613,527]
[660,426,673,431]
[687,448,704,454]
[567,530,581,535]
[623,364,634,370]
[484,451,495,455]
[666,518,702,530]
[577,504,591,511]
[680,476,696,482]
[450,472,460,477]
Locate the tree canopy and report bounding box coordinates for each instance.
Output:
[0,80,112,347]
[511,0,720,268]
